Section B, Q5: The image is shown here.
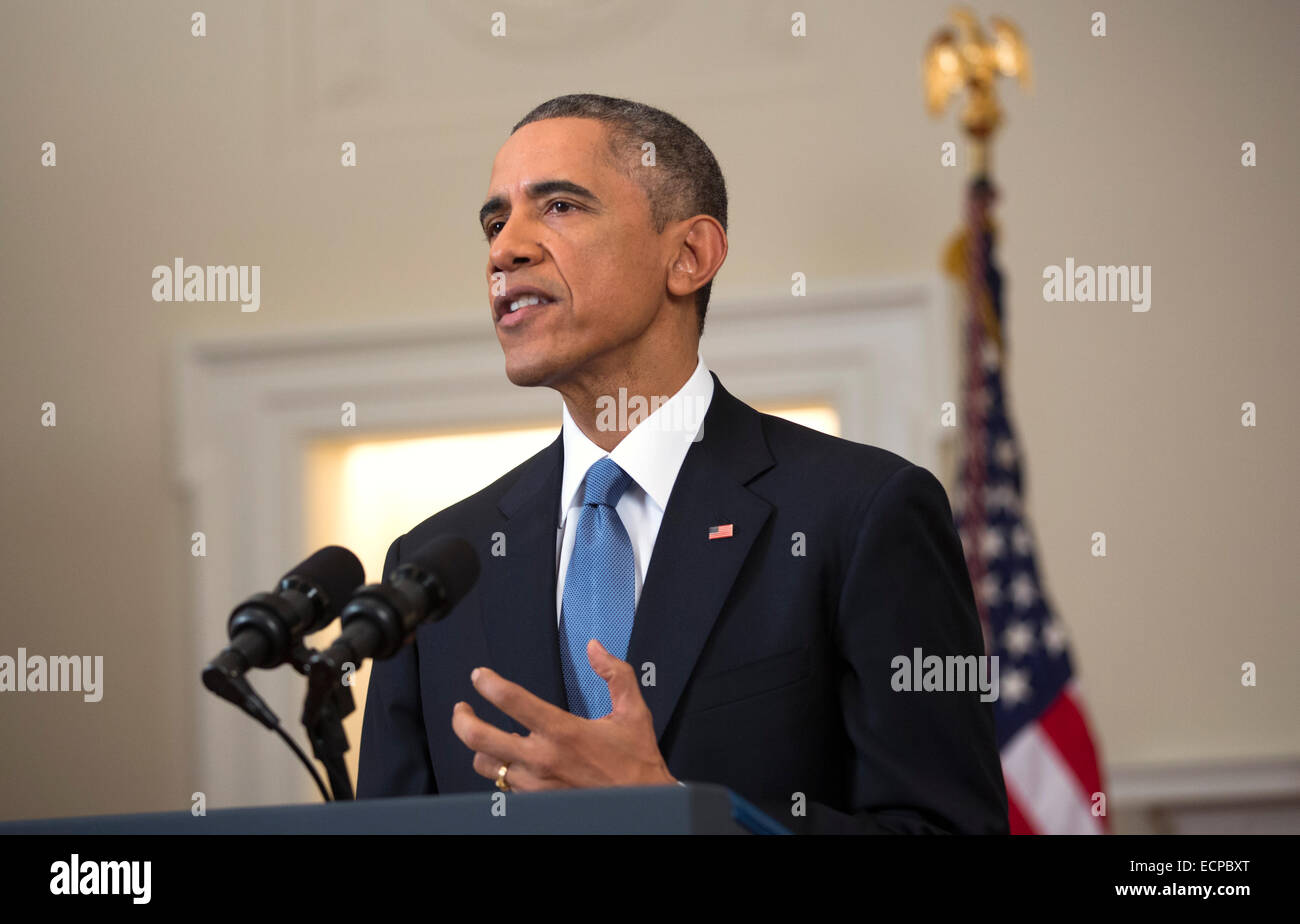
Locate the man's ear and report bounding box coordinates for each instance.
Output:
[666,215,727,300]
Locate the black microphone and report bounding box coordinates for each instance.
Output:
[202,546,365,693]
[311,536,479,677]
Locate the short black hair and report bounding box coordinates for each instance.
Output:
[511,94,727,335]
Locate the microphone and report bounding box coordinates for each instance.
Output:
[300,537,476,792]
[199,544,369,802]
[202,546,365,693]
[310,536,479,677]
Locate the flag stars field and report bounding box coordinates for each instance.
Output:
[1003,620,1036,657]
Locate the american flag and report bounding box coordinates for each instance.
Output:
[945,178,1108,834]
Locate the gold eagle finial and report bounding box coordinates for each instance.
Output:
[924,6,1031,170]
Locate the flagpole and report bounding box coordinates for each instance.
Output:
[925,8,1110,836]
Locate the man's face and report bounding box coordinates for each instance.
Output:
[480,118,670,387]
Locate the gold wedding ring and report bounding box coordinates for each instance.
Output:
[495,762,512,792]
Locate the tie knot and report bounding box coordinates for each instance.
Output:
[582,457,633,508]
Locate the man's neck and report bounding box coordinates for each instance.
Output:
[557,351,698,452]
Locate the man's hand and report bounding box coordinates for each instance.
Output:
[450,638,677,791]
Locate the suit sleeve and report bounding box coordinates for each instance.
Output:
[355,534,439,798]
[783,463,1008,834]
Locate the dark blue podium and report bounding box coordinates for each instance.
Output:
[0,783,789,835]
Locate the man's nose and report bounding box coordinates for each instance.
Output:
[489,214,543,271]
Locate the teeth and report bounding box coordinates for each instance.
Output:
[508,294,546,313]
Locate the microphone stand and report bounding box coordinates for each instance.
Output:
[289,642,356,801]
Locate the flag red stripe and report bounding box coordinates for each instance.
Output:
[1038,692,1104,801]
[1006,786,1036,835]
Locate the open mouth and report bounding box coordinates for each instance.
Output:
[495,288,558,326]
[505,293,553,313]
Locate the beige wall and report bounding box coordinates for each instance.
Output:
[1,0,1296,822]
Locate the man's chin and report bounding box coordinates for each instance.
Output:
[502,352,560,388]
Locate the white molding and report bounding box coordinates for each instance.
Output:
[1108,757,1300,807]
[172,275,953,807]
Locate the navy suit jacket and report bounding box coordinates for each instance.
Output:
[356,374,1009,834]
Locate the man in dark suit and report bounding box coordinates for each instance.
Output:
[357,93,1008,834]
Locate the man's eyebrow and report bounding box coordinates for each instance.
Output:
[477,179,601,229]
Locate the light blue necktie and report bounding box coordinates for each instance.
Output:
[560,457,636,719]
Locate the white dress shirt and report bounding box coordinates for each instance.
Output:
[555,355,715,625]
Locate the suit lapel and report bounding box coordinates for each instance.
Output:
[626,375,775,741]
[475,376,775,741]
[477,435,569,730]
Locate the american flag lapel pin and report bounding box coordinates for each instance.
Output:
[708,523,734,540]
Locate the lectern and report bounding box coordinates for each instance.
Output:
[0,783,790,835]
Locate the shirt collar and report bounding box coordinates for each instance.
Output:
[559,355,714,522]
